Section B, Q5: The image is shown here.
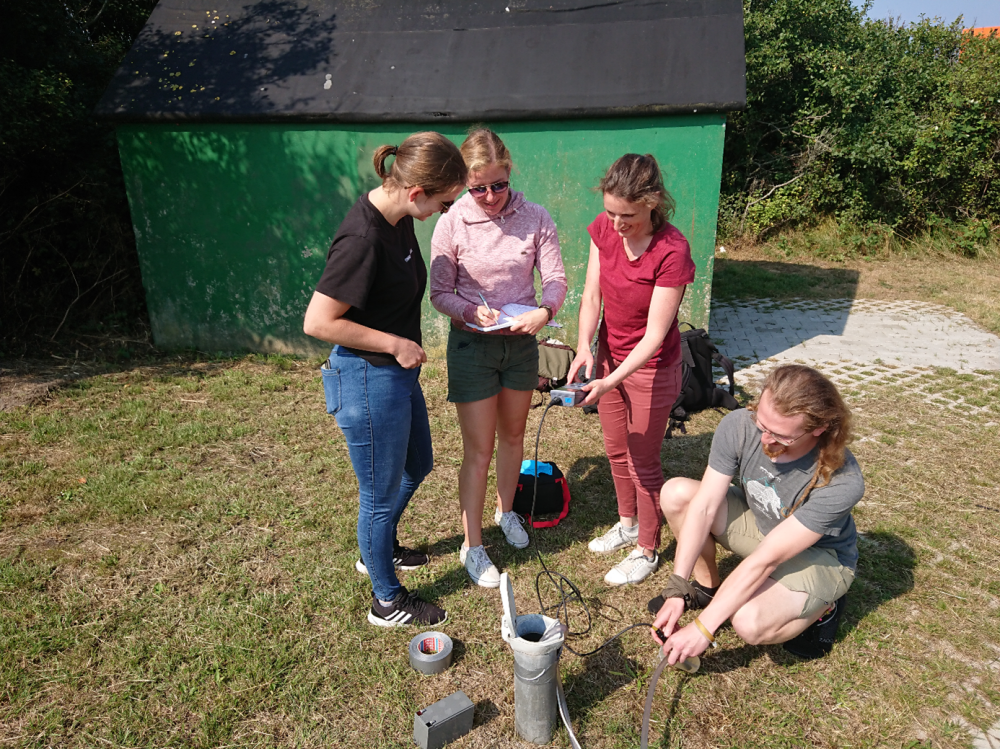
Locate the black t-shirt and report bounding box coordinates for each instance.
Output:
[315,193,425,366]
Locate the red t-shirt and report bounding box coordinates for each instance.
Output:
[588,213,696,368]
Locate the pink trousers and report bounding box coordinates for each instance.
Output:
[595,344,682,551]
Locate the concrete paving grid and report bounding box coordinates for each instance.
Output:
[708,298,1000,420]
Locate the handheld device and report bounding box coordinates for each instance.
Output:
[549,381,588,407]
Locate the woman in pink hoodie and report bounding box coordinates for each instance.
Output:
[430,129,567,588]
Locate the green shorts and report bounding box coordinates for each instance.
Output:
[446,327,539,403]
[714,485,855,619]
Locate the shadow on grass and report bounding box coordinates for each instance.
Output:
[472,698,499,729]
[0,350,315,411]
[839,530,916,636]
[716,530,915,670]
[649,672,695,749]
[712,258,860,303]
[709,259,864,365]
[561,637,641,727]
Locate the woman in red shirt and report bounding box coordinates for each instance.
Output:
[567,154,696,586]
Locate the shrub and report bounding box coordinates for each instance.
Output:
[0,0,157,353]
[724,0,1000,245]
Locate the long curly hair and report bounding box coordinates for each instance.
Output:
[749,365,854,514]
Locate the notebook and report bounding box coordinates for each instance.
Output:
[467,303,563,332]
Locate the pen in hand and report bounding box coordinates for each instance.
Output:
[477,292,500,326]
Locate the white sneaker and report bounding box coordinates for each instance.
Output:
[460,544,501,588]
[604,548,658,586]
[494,508,530,549]
[588,522,639,554]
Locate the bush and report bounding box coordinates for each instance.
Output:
[723,0,1000,245]
[0,0,157,354]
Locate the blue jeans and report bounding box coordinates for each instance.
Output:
[322,346,433,602]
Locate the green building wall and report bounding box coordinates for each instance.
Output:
[116,116,725,355]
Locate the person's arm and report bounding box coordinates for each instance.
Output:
[508,210,567,335]
[303,291,426,369]
[429,216,480,325]
[578,282,684,406]
[651,466,732,641]
[565,240,603,384]
[660,514,823,665]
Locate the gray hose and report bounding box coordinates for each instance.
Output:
[555,664,583,749]
[640,655,672,749]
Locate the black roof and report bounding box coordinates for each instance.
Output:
[96,0,745,123]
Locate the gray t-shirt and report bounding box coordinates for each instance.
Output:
[708,409,865,570]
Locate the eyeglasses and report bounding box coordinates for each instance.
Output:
[750,411,809,446]
[468,180,510,196]
[437,198,455,214]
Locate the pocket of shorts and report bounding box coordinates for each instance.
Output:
[320,362,342,415]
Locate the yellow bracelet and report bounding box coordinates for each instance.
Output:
[693,617,718,648]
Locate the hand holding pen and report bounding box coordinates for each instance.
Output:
[477,291,501,327]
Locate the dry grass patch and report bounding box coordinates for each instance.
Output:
[714,241,1000,336]
[1,356,998,748]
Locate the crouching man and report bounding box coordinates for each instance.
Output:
[652,364,864,662]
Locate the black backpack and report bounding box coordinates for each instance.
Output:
[511,461,572,528]
[666,323,740,438]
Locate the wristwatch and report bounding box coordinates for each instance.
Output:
[539,305,554,322]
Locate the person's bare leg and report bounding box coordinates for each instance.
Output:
[456,397,499,547]
[730,578,817,644]
[493,387,533,513]
[659,477,722,587]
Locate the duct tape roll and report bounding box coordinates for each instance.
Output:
[409,631,454,675]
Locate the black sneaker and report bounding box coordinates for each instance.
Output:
[394,544,430,570]
[356,543,430,575]
[367,587,448,628]
[783,594,846,660]
[647,580,718,616]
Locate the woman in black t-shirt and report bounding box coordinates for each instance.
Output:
[304,132,466,628]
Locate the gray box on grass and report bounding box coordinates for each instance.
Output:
[413,690,474,749]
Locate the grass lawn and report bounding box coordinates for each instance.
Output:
[2,252,999,748]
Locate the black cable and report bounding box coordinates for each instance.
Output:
[524,397,658,658]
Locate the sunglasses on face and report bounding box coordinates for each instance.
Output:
[467,180,510,196]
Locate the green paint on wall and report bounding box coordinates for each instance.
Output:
[117,116,724,355]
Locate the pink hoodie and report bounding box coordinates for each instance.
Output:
[430,190,567,334]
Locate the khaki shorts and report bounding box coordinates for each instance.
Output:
[446,327,539,403]
[714,486,855,619]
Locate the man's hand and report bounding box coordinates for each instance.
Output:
[651,597,686,644]
[662,621,712,665]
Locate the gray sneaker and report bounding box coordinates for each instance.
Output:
[604,548,658,586]
[460,544,501,588]
[494,508,530,549]
[588,522,639,554]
